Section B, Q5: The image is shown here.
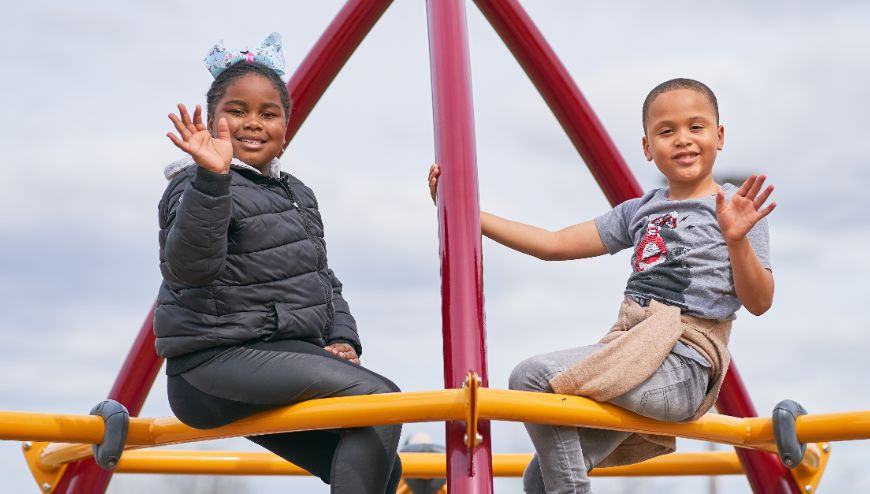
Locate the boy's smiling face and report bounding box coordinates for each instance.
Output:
[642,89,724,199]
[208,73,287,173]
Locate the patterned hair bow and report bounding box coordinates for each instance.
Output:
[204,32,285,78]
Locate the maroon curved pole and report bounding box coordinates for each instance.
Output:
[472,1,800,492]
[52,303,163,494]
[426,0,493,492]
[284,0,394,144]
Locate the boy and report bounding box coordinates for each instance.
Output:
[428,78,774,493]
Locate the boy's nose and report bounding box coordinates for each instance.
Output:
[242,116,263,130]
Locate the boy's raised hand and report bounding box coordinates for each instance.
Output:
[167,104,233,174]
[716,175,776,244]
[428,163,441,205]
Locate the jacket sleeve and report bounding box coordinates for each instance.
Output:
[325,268,363,356]
[159,167,233,287]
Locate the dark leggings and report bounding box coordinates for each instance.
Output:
[167,340,402,493]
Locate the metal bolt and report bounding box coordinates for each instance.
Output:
[462,375,470,389]
[804,485,812,493]
[42,483,51,492]
[22,441,32,451]
[784,458,794,467]
[463,433,469,444]
[823,443,831,453]
[475,433,483,444]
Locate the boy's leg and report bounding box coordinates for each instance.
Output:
[607,352,709,422]
[174,340,402,494]
[510,345,614,494]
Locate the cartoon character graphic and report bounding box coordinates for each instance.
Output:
[634,212,679,272]
[626,211,691,308]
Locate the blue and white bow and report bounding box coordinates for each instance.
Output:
[203,32,285,78]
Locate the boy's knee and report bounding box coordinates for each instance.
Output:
[372,376,401,395]
[509,356,554,393]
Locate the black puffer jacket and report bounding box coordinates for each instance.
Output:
[154,164,361,360]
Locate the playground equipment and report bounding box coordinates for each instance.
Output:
[3,0,870,492]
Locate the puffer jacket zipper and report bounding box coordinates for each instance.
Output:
[273,176,335,331]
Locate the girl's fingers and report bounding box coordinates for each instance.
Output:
[193,105,206,131]
[216,117,231,141]
[757,202,777,219]
[178,103,195,131]
[166,132,189,152]
[168,112,193,140]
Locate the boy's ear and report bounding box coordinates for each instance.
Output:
[642,136,654,161]
[717,125,725,150]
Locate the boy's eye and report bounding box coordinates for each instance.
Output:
[228,109,243,116]
[263,112,276,119]
[691,124,704,130]
[658,129,673,136]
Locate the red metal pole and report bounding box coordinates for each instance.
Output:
[284,0,393,144]
[472,2,800,493]
[52,303,163,494]
[717,365,802,493]
[426,0,493,492]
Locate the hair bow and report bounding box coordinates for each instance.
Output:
[203,32,285,78]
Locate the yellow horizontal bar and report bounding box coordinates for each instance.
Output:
[40,390,465,467]
[17,389,868,470]
[0,410,104,443]
[114,450,744,478]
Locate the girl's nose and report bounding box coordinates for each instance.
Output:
[243,116,263,130]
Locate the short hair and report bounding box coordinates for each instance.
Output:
[206,62,292,122]
[642,78,718,133]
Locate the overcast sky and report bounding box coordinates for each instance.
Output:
[2,1,869,493]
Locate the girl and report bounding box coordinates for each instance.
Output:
[157,33,402,493]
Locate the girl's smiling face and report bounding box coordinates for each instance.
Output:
[208,73,287,173]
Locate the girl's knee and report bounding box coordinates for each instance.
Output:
[509,356,555,392]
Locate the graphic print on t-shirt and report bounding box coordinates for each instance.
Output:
[626,212,691,308]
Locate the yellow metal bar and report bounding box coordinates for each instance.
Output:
[0,411,104,443]
[111,449,746,478]
[12,389,865,474]
[39,390,465,467]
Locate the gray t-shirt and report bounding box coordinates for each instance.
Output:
[595,184,771,321]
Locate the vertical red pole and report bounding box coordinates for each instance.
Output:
[52,304,163,494]
[472,1,800,492]
[426,0,493,493]
[284,0,394,144]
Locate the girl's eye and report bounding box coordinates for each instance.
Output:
[228,109,243,116]
[263,112,276,119]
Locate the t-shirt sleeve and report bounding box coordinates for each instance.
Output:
[594,198,639,255]
[747,216,772,270]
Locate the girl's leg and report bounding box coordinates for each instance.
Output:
[169,340,402,494]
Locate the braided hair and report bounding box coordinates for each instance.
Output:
[206,62,292,122]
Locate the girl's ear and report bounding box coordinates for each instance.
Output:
[642,135,653,161]
[717,124,725,150]
[207,115,215,137]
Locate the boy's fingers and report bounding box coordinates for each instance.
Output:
[738,175,756,196]
[754,184,774,210]
[758,202,777,219]
[746,174,766,199]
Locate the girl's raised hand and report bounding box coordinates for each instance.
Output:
[716,174,776,244]
[167,104,232,174]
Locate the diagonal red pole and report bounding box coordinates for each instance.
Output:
[284,0,394,144]
[52,303,163,494]
[472,1,800,493]
[426,0,493,492]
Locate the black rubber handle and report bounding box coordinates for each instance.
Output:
[89,400,129,470]
[772,399,807,468]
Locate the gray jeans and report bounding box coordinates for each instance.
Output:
[508,343,710,494]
